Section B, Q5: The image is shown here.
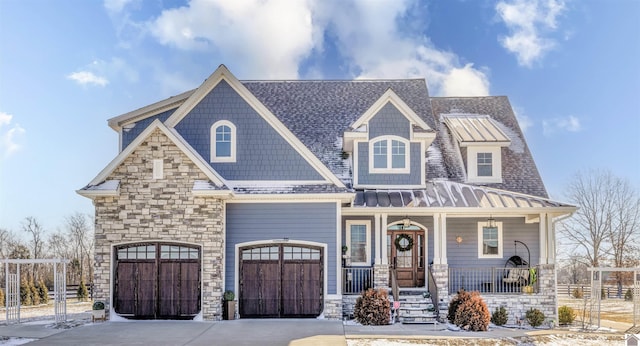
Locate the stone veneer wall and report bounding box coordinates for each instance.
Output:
[430,264,449,320]
[92,128,225,321]
[323,297,342,319]
[373,264,389,290]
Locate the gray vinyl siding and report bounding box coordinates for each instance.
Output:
[446,217,540,268]
[368,103,410,139]
[175,80,324,181]
[225,202,338,294]
[357,142,422,185]
[121,108,175,150]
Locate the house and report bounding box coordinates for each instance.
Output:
[78,65,575,322]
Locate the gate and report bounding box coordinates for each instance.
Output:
[2,259,69,324]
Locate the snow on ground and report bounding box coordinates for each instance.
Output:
[346,333,625,346]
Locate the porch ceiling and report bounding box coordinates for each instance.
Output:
[353,181,573,209]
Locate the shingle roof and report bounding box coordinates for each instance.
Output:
[430,97,548,198]
[106,78,549,199]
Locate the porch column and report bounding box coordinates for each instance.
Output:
[433,213,447,265]
[374,213,381,265]
[373,213,389,289]
[539,213,548,264]
[546,213,555,264]
[381,214,388,265]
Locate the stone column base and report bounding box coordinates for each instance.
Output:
[373,264,390,290]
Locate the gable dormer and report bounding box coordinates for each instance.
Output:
[343,89,436,188]
[442,114,511,184]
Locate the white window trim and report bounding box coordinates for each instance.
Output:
[346,220,371,266]
[368,136,410,174]
[467,146,502,183]
[210,120,236,163]
[477,221,503,259]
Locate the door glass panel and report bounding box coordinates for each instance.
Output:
[418,235,424,268]
[396,235,412,268]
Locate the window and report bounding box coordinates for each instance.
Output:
[477,221,503,258]
[346,220,371,265]
[477,153,492,177]
[369,136,409,173]
[467,146,502,183]
[210,120,236,162]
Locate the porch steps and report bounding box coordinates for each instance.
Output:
[394,290,438,324]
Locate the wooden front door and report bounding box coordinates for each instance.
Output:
[388,230,425,287]
[114,243,201,319]
[239,244,323,318]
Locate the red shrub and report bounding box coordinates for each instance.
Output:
[448,289,490,331]
[354,288,391,325]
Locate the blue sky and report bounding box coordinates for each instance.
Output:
[0,0,639,233]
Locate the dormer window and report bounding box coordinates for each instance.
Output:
[211,120,236,162]
[369,136,409,173]
[442,115,511,184]
[477,152,493,177]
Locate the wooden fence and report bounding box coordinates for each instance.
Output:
[557,284,633,299]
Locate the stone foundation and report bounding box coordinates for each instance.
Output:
[373,264,389,290]
[322,296,343,319]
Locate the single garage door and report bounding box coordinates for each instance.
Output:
[114,243,200,319]
[239,244,323,318]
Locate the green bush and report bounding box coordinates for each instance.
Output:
[491,306,509,326]
[77,281,89,301]
[447,289,490,331]
[20,280,32,305]
[525,308,545,327]
[30,281,40,305]
[600,288,606,300]
[558,306,575,325]
[572,288,583,299]
[92,301,105,310]
[0,287,5,307]
[38,280,49,304]
[354,288,391,325]
[625,288,633,301]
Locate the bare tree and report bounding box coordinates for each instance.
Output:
[65,212,94,283]
[21,217,46,281]
[562,169,640,292]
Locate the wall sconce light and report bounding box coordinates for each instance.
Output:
[487,215,496,228]
[456,236,463,244]
[402,217,411,228]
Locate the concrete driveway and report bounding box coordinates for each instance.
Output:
[0,319,347,346]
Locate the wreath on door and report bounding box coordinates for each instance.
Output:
[395,233,414,252]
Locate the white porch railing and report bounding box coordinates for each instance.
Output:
[448,266,539,294]
[342,267,373,295]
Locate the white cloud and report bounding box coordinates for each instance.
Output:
[496,0,566,67]
[67,71,109,87]
[149,0,316,79]
[0,112,26,158]
[542,115,581,136]
[143,0,490,95]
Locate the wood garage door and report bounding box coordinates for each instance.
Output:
[240,244,323,318]
[114,243,200,319]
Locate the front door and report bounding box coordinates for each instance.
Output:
[388,230,425,287]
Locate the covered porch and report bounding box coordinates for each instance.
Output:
[340,181,575,318]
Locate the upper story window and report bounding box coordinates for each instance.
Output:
[467,147,502,183]
[210,120,236,162]
[477,152,493,177]
[477,220,503,259]
[369,136,409,173]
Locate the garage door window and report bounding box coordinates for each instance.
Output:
[160,245,200,259]
[242,246,279,260]
[117,245,155,259]
[283,246,320,260]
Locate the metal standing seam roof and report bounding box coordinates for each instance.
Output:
[442,114,511,144]
[353,180,571,209]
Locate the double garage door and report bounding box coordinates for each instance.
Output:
[114,243,200,319]
[240,244,323,318]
